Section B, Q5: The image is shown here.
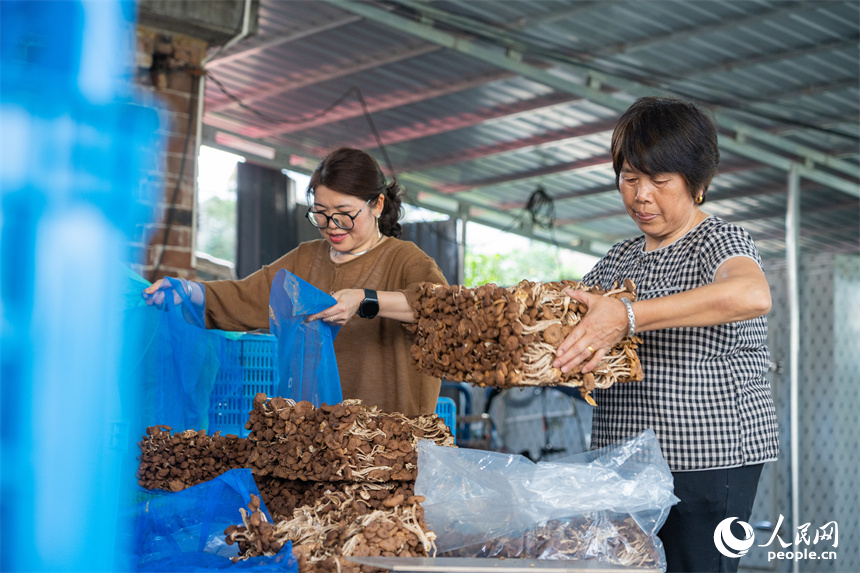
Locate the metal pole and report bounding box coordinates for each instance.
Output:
[786,165,800,573]
[191,72,206,267]
[194,0,251,265]
[457,204,469,286]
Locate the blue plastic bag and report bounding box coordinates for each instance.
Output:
[131,469,297,572]
[126,270,239,433]
[269,269,343,407]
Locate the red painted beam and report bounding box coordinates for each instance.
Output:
[206,15,362,69]
[493,159,768,210]
[554,178,822,226]
[437,154,613,194]
[242,70,516,138]
[344,92,585,150]
[208,44,441,114]
[397,119,618,173]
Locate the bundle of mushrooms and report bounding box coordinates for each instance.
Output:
[137,395,452,572]
[137,426,250,491]
[254,476,417,526]
[245,394,455,482]
[226,487,435,573]
[226,395,451,572]
[410,279,644,404]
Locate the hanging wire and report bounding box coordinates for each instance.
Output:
[524,185,567,279]
[201,72,580,269]
[525,185,555,229]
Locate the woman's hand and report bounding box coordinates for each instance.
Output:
[306,289,364,326]
[553,290,628,374]
[142,277,171,306]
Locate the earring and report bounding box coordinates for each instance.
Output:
[696,194,704,204]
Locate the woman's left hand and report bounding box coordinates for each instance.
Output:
[553,290,629,374]
[306,289,363,326]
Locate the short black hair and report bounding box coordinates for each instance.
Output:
[308,147,404,238]
[611,97,719,202]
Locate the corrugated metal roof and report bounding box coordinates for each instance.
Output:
[201,0,859,260]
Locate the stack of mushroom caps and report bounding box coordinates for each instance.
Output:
[137,426,251,492]
[225,394,454,573]
[410,279,643,404]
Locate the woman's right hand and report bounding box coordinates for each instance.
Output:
[142,277,204,308]
[142,278,172,307]
[553,289,628,375]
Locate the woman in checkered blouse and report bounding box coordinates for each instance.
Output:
[554,97,779,573]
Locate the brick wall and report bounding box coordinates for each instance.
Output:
[130,25,207,283]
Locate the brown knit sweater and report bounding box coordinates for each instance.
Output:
[203,238,448,416]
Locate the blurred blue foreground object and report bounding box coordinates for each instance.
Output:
[0,0,161,571]
[269,269,343,407]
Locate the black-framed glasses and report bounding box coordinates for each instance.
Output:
[305,198,373,230]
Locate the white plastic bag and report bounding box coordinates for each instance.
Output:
[415,429,678,571]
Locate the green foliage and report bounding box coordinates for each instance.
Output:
[198,196,236,263]
[464,245,589,287]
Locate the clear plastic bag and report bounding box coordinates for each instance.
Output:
[415,429,678,571]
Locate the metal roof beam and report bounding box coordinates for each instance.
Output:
[437,155,613,194]
[345,91,580,150]
[243,69,516,138]
[398,176,614,252]
[206,15,362,69]
[750,222,859,243]
[719,137,858,198]
[201,125,610,255]
[589,2,816,58]
[508,1,614,28]
[518,159,766,209]
[556,182,835,226]
[732,197,859,227]
[324,0,632,112]
[208,44,440,113]
[397,119,616,173]
[680,37,860,81]
[329,0,860,196]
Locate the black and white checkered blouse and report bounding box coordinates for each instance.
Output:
[584,216,779,471]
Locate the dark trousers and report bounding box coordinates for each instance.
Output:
[658,464,764,573]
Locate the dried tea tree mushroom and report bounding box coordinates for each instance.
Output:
[137,426,249,491]
[441,513,661,569]
[226,486,437,572]
[245,396,454,483]
[409,280,644,404]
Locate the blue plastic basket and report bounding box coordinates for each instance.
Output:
[209,333,279,437]
[435,396,456,438]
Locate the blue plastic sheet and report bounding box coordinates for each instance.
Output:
[131,469,297,572]
[269,269,343,407]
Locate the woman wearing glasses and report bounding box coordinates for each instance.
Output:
[143,148,448,416]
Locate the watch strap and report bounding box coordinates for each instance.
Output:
[358,289,379,318]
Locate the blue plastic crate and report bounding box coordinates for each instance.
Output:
[435,396,456,438]
[209,333,279,437]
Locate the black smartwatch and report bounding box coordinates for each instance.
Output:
[357,289,379,319]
